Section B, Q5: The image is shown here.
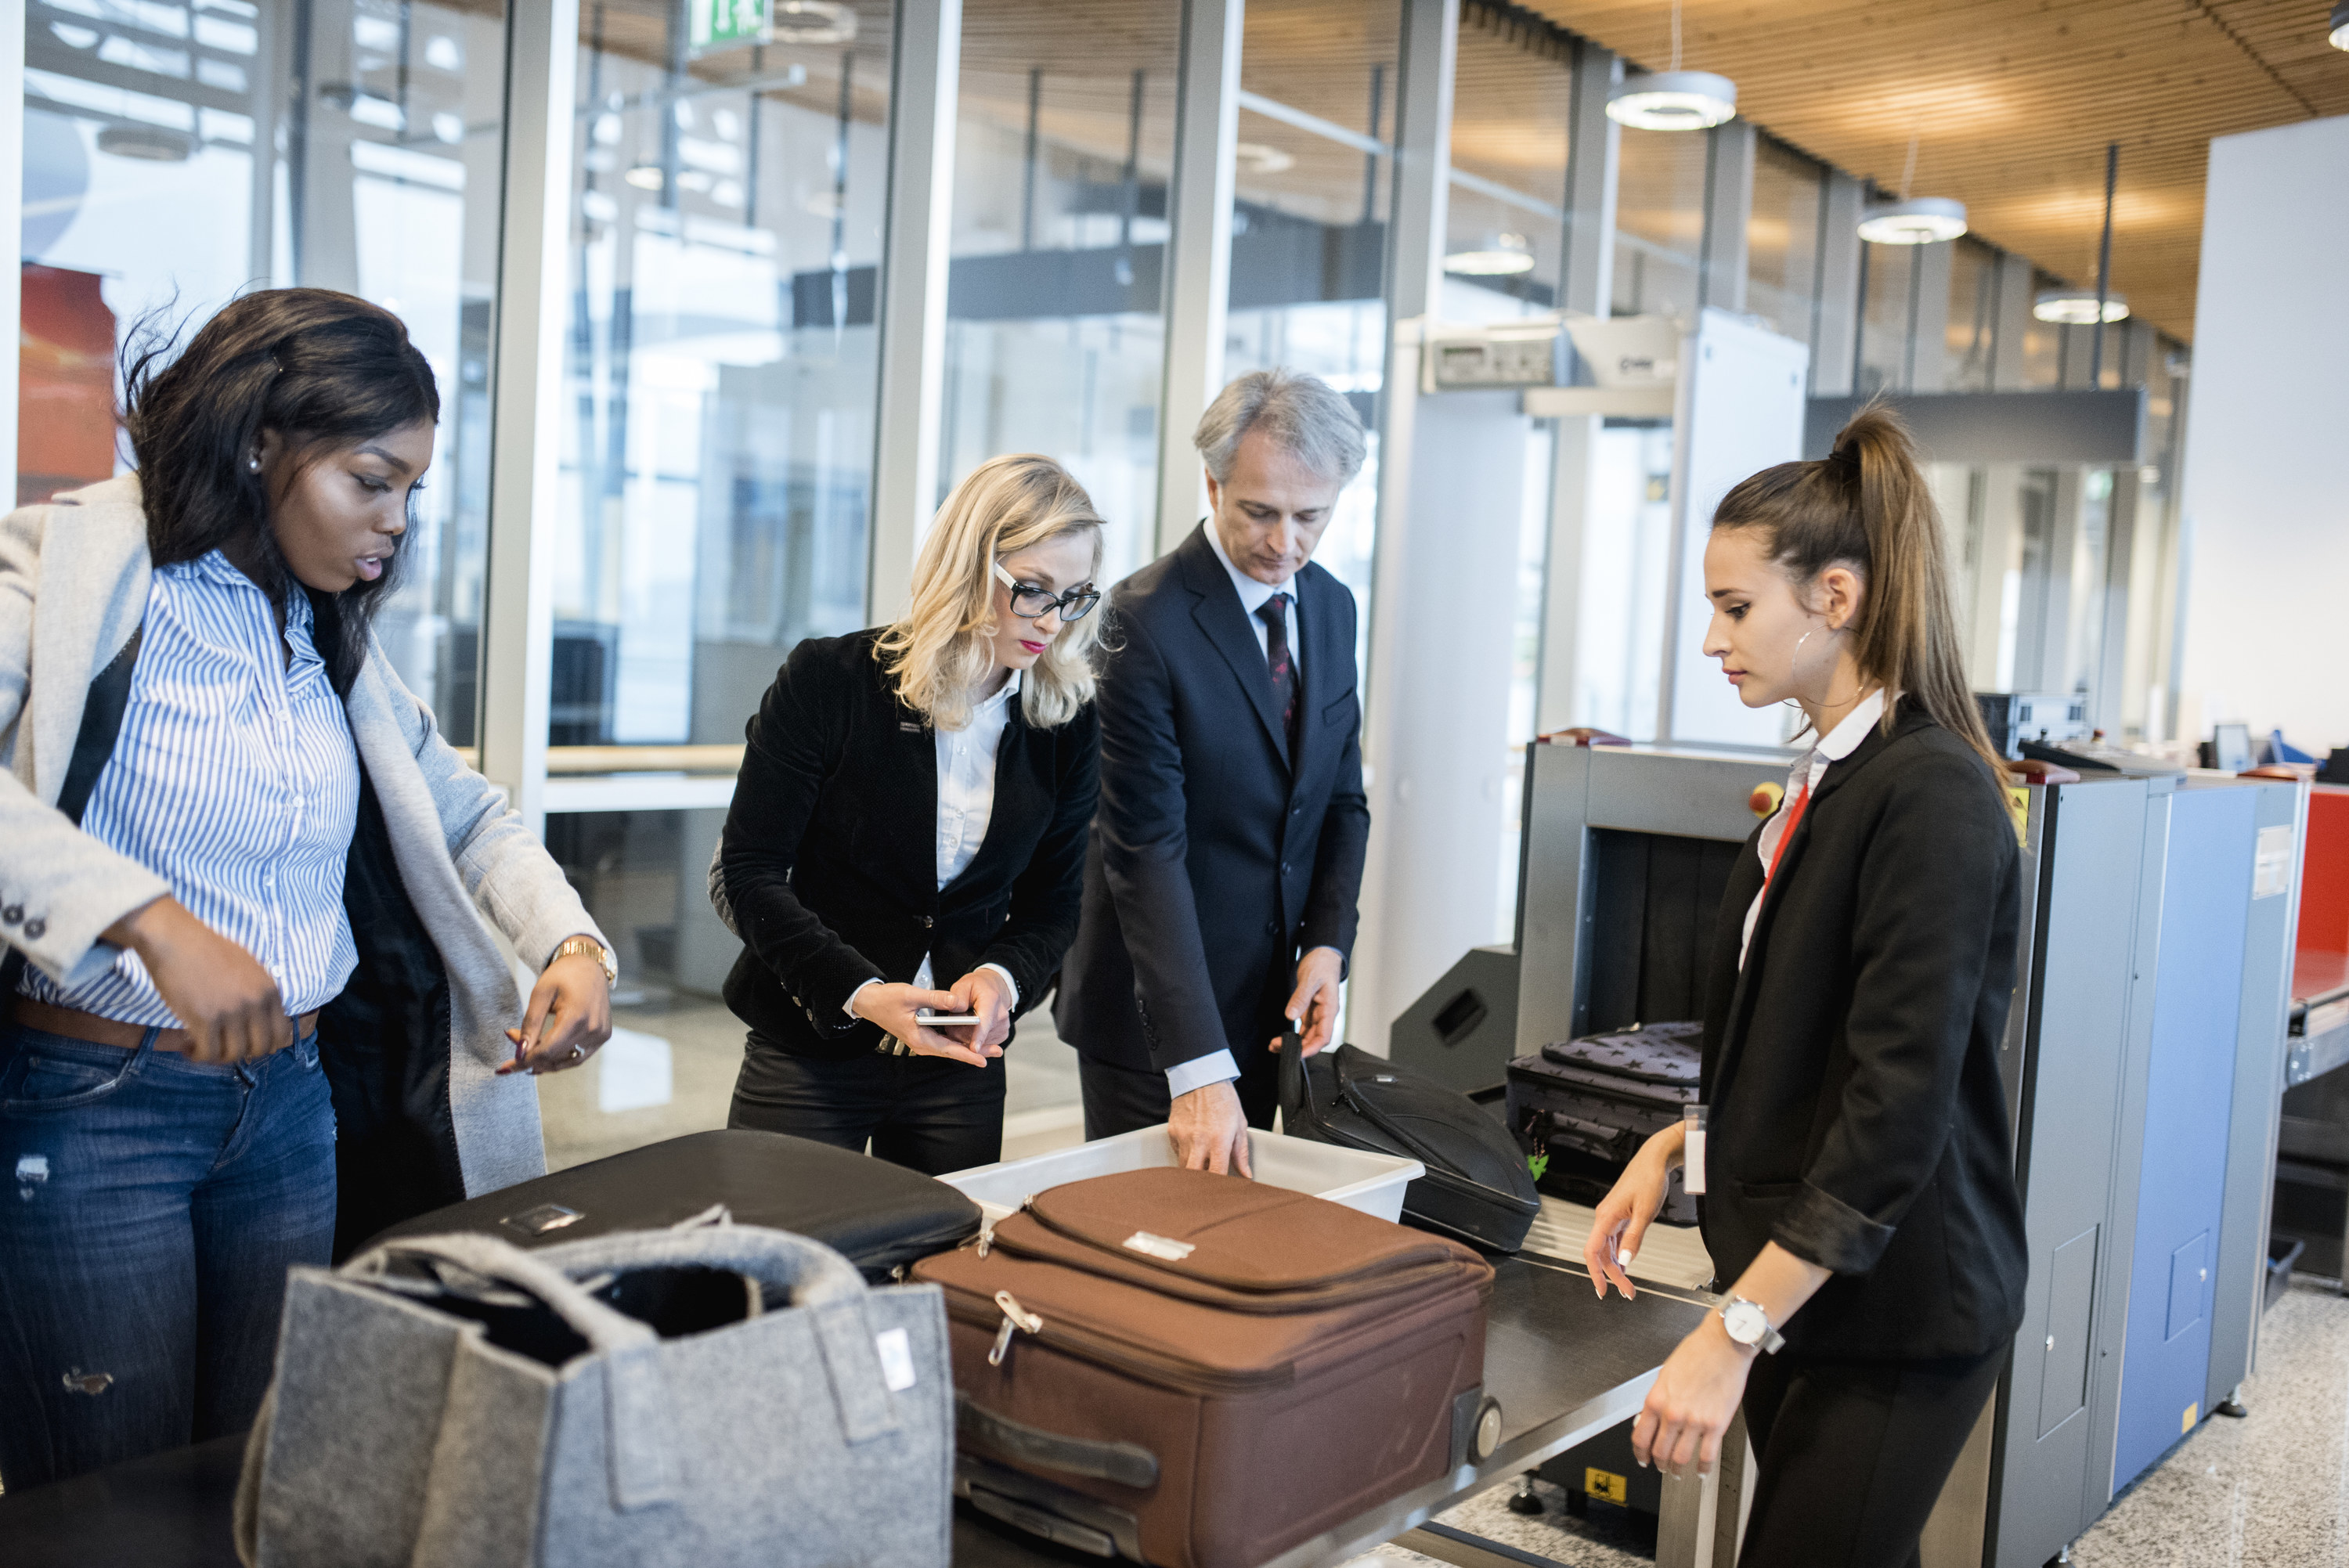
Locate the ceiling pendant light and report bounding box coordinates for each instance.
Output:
[1858,134,1965,244]
[2034,143,2128,384]
[1444,231,1536,276]
[2332,2,2348,49]
[1856,197,1968,245]
[2032,291,2129,325]
[1607,1,1737,131]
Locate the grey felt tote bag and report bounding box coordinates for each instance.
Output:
[233,1224,952,1568]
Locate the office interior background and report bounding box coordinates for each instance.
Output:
[3,0,2346,1210]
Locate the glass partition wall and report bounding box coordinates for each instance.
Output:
[543,1,895,1084]
[1215,0,1403,668]
[20,0,507,744]
[936,2,1178,587]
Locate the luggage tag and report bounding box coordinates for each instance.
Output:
[1682,1105,1707,1196]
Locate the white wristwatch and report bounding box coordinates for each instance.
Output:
[1719,1296,1785,1354]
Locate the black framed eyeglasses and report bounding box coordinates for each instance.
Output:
[994,560,1100,622]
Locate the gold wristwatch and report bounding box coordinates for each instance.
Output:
[551,935,618,987]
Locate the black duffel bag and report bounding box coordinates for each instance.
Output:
[364,1127,982,1281]
[1277,1036,1541,1253]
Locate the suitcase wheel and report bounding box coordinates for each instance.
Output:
[1474,1397,1503,1462]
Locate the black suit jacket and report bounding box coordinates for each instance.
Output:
[1701,706,2029,1361]
[718,629,1099,1059]
[1053,524,1371,1075]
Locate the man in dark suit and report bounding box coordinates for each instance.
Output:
[1054,369,1371,1173]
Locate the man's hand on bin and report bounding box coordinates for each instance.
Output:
[1168,1080,1253,1177]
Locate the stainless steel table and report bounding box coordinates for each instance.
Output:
[0,1256,1731,1568]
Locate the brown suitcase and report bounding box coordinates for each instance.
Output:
[911,1167,1499,1568]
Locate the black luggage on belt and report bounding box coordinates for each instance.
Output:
[1507,1020,1702,1224]
[364,1127,983,1281]
[1278,1036,1541,1253]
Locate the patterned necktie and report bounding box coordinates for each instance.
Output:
[1257,593,1298,752]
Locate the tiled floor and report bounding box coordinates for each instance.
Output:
[1355,1280,2349,1568]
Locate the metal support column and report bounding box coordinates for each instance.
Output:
[1810,171,1864,397]
[1908,238,1952,392]
[867,0,964,622]
[1990,250,2035,391]
[478,0,582,836]
[1153,0,1244,557]
[1698,119,1753,315]
[1535,38,1619,735]
[1351,0,1469,1051]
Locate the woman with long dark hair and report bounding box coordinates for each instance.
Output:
[0,290,615,1487]
[1583,406,2028,1567]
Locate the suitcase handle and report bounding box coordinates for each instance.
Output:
[958,1393,1160,1489]
[1277,1029,1317,1123]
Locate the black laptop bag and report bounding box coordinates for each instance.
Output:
[1506,1021,1701,1224]
[1277,1039,1541,1253]
[365,1128,982,1280]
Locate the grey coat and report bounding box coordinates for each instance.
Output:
[0,474,605,1200]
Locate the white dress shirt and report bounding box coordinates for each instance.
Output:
[846,672,1022,1022]
[1202,520,1303,678]
[1160,526,1309,1100]
[1741,687,1886,968]
[20,551,359,1026]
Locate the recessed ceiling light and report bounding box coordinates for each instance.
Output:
[1234,142,1295,175]
[2331,2,2348,49]
[1445,232,1536,276]
[2033,290,2130,326]
[772,1,856,45]
[96,124,194,161]
[1857,196,1967,245]
[1605,71,1737,132]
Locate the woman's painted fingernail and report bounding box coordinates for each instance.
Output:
[1618,1249,1635,1266]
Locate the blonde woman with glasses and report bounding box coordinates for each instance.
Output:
[712,454,1103,1173]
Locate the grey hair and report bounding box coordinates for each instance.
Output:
[1193,368,1367,486]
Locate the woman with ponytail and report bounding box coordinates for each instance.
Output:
[1583,406,2027,1566]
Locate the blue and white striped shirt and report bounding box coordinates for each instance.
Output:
[20,550,361,1026]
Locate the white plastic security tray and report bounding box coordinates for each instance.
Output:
[940,1125,1424,1226]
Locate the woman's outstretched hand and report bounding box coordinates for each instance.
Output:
[1631,1317,1755,1478]
[1583,1123,1682,1299]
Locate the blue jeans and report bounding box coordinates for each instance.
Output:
[0,1021,336,1490]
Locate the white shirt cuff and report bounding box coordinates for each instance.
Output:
[843,977,882,1018]
[1166,1050,1240,1098]
[978,963,1020,1008]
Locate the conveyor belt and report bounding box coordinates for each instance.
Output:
[0,1259,1711,1568]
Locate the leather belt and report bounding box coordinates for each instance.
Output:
[9,997,319,1055]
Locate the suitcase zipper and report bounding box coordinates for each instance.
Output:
[987,1290,1044,1367]
[943,1289,1289,1395]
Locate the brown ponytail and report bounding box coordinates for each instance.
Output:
[1712,403,2010,786]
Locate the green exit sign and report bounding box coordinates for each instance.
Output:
[690,0,767,52]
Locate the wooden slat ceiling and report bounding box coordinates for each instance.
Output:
[1519,0,2349,340]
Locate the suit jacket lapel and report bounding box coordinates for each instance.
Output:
[884,683,940,902]
[1175,526,1291,770]
[1712,703,1932,1098]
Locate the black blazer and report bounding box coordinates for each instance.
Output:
[1053,524,1371,1075]
[1701,706,2028,1361]
[717,629,1099,1060]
